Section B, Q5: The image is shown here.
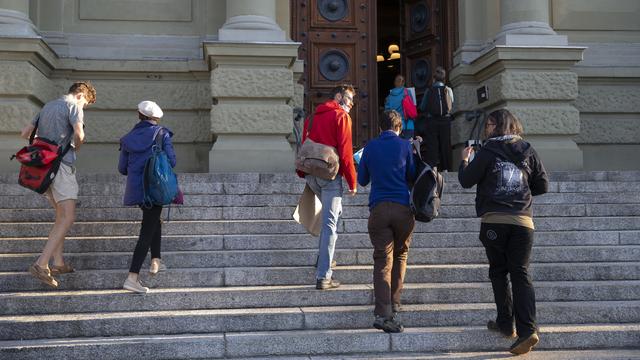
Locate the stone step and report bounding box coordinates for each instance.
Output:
[2,191,640,209]
[1,324,637,359]
[1,301,638,341]
[4,180,640,197]
[1,217,639,237]
[1,170,639,185]
[2,246,638,271]
[1,281,638,316]
[7,203,638,222]
[1,230,634,254]
[1,262,638,292]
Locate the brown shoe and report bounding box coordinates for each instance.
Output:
[29,263,58,288]
[50,263,75,275]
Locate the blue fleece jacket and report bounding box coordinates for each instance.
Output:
[384,87,414,130]
[118,120,177,206]
[357,131,416,210]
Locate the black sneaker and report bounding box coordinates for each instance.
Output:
[315,256,337,270]
[509,332,539,355]
[373,315,404,333]
[316,278,340,290]
[487,320,516,338]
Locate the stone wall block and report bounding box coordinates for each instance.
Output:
[499,71,578,100]
[576,115,640,144]
[0,61,56,104]
[508,105,580,135]
[211,68,293,98]
[575,85,640,113]
[0,99,41,132]
[211,104,292,134]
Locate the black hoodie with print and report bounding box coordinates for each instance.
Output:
[458,137,549,218]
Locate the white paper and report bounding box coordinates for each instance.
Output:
[406,87,417,105]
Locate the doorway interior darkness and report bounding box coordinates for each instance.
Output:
[377,0,458,126]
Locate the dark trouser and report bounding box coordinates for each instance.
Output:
[421,118,451,171]
[368,202,415,318]
[480,222,537,338]
[129,205,163,274]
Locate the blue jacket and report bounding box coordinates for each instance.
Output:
[118,120,177,206]
[357,131,416,210]
[384,87,414,130]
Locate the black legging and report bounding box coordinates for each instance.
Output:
[129,205,162,274]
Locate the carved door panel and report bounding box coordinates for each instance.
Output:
[403,0,438,105]
[292,0,378,148]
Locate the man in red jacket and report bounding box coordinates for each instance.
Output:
[297,84,357,290]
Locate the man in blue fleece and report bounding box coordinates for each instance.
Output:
[357,110,417,333]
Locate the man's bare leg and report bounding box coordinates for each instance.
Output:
[35,198,76,269]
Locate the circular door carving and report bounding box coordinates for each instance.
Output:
[412,59,430,89]
[319,50,349,81]
[410,2,429,34]
[318,0,348,22]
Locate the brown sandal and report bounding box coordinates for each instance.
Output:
[29,263,59,288]
[50,263,75,275]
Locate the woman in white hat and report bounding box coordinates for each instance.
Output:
[118,101,176,293]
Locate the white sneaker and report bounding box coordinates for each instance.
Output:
[149,258,167,275]
[123,278,149,294]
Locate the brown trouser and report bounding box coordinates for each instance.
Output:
[368,202,416,318]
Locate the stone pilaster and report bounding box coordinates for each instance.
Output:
[450,46,586,171]
[205,42,299,172]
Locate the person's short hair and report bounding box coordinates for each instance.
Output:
[138,112,151,121]
[68,81,96,104]
[486,109,524,138]
[434,66,446,82]
[329,84,356,100]
[379,110,403,132]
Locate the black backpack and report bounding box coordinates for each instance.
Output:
[410,142,444,222]
[426,85,452,117]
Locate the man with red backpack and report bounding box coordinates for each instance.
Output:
[418,66,454,171]
[19,82,96,288]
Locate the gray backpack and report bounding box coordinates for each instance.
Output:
[410,142,444,222]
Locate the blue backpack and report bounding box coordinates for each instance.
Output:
[143,127,178,207]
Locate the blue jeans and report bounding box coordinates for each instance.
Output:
[306,175,343,280]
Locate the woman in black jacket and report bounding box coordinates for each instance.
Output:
[458,109,549,355]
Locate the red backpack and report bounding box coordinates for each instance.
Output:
[402,88,418,120]
[11,119,72,194]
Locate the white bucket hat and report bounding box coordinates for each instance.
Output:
[137,100,163,119]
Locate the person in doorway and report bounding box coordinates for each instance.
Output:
[118,101,176,294]
[458,109,548,355]
[358,110,416,333]
[384,74,415,140]
[418,66,454,171]
[21,82,96,288]
[296,84,358,290]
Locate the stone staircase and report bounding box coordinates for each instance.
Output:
[0,172,639,359]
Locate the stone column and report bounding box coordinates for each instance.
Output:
[454,0,487,65]
[218,0,286,42]
[450,0,586,171]
[205,0,299,173]
[0,0,38,37]
[494,0,567,46]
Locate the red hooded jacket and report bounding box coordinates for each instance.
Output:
[296,100,357,190]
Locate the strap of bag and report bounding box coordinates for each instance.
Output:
[30,114,74,158]
[304,115,315,138]
[152,126,164,150]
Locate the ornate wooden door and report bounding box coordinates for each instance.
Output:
[292,0,378,148]
[403,0,437,106]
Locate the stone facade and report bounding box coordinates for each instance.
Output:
[453,0,640,171]
[0,0,638,173]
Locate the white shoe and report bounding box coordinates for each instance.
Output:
[123,278,149,294]
[149,258,167,275]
